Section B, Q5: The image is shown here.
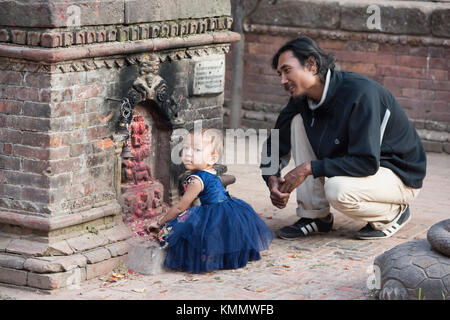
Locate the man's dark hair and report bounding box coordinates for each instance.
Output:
[272,36,336,82]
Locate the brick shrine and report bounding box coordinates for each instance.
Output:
[0,0,238,290]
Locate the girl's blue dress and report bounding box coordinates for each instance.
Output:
[157,170,273,273]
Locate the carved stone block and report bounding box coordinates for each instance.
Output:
[149,25,160,38]
[27,31,41,46]
[11,30,27,45]
[62,32,74,47]
[106,29,117,42]
[41,33,62,48]
[97,30,107,43]
[139,26,149,40]
[0,29,10,42]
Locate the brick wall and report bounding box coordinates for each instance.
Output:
[0,63,126,217]
[0,69,55,215]
[224,0,450,153]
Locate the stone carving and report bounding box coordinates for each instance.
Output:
[374,219,450,300]
[120,112,169,238]
[0,45,230,75]
[118,58,184,131]
[0,16,233,48]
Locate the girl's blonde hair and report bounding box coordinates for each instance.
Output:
[188,127,223,157]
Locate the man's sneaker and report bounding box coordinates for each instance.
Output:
[355,205,411,240]
[275,214,333,240]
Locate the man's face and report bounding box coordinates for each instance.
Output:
[276,50,316,98]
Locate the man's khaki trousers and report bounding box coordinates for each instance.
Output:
[288,114,420,231]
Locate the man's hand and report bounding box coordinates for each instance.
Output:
[279,161,312,194]
[268,176,290,209]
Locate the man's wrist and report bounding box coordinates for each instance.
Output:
[267,175,278,189]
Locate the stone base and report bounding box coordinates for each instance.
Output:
[125,238,167,275]
[0,206,133,290]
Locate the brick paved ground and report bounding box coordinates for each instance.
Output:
[0,151,448,300]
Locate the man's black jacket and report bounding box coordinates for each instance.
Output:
[260,70,426,189]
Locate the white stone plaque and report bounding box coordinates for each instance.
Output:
[192,58,225,95]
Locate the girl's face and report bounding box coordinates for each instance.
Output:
[181,133,217,171]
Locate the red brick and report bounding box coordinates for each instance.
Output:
[39,88,51,103]
[379,43,409,55]
[422,140,443,153]
[13,145,50,160]
[20,131,50,147]
[53,101,85,117]
[0,128,23,144]
[49,158,82,175]
[22,187,52,203]
[402,88,435,100]
[86,126,109,140]
[428,112,450,122]
[3,143,12,155]
[70,143,94,157]
[334,50,396,65]
[419,80,450,91]
[429,58,448,70]
[384,77,420,89]
[427,69,448,81]
[4,171,49,188]
[24,72,51,88]
[7,116,51,132]
[0,100,22,114]
[22,102,51,117]
[377,65,425,79]
[317,39,347,50]
[22,159,50,174]
[0,71,23,85]
[0,184,23,199]
[0,155,21,170]
[73,85,101,100]
[396,55,428,68]
[344,41,379,52]
[435,91,450,101]
[429,101,448,113]
[6,86,39,102]
[337,62,376,76]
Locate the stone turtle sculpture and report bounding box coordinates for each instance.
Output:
[374,219,450,300]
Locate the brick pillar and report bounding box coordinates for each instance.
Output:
[0,0,238,290]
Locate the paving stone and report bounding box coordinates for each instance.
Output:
[83,248,111,264]
[0,253,25,269]
[6,239,48,257]
[46,240,74,256]
[101,224,132,243]
[23,258,64,273]
[66,233,108,253]
[38,254,87,271]
[27,267,86,290]
[86,256,125,280]
[0,267,28,286]
[105,241,129,257]
[0,238,12,252]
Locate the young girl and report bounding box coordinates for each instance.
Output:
[147,128,273,273]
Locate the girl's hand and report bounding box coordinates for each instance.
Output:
[145,220,161,233]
